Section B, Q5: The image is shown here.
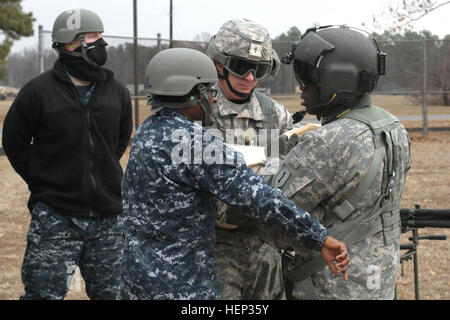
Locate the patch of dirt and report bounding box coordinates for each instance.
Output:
[0,97,449,300]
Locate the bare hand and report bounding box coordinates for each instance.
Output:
[321,236,350,281]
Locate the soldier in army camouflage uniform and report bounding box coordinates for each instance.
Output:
[275,26,412,299]
[205,18,297,300]
[2,9,133,299]
[120,47,350,300]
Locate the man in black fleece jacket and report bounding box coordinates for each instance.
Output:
[2,8,132,299]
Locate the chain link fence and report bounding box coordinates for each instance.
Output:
[5,27,450,135]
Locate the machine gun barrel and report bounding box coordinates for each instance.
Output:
[397,206,449,300]
[400,208,450,229]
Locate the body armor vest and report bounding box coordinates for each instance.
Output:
[285,104,405,286]
[212,91,282,146]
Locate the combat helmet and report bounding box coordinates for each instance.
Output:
[284,25,386,117]
[144,48,218,126]
[52,8,106,67]
[206,19,279,97]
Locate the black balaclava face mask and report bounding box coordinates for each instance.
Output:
[60,38,108,82]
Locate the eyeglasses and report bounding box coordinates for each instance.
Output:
[293,60,319,87]
[224,56,272,80]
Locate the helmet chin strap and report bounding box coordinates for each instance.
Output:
[149,84,214,127]
[219,68,252,99]
[307,93,362,120]
[196,84,214,127]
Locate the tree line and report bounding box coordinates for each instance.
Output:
[1,0,449,104]
[374,30,449,106]
[4,27,448,105]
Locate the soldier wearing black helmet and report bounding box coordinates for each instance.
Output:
[2,8,132,299]
[276,26,412,299]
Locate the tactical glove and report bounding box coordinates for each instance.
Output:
[266,133,300,158]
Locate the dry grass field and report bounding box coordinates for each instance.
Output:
[1,95,449,300]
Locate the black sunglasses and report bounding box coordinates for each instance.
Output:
[225,56,272,80]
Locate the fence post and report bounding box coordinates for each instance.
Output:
[423,39,428,137]
[38,25,44,74]
[157,33,162,52]
[169,0,173,48]
[133,0,139,130]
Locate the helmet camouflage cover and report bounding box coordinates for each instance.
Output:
[213,18,272,62]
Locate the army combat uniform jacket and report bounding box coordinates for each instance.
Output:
[212,88,293,141]
[120,108,328,300]
[273,99,412,299]
[210,88,296,299]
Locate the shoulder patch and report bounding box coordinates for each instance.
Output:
[283,173,316,199]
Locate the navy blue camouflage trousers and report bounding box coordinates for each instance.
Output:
[20,202,124,300]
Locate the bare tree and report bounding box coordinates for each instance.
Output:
[365,0,450,33]
[193,32,211,43]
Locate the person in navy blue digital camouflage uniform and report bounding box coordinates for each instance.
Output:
[120,48,350,300]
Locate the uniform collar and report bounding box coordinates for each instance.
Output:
[216,87,264,121]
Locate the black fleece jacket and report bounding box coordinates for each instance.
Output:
[2,60,133,217]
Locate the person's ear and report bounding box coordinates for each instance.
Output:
[65,40,77,51]
[215,62,224,73]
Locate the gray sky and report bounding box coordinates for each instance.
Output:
[10,0,450,53]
